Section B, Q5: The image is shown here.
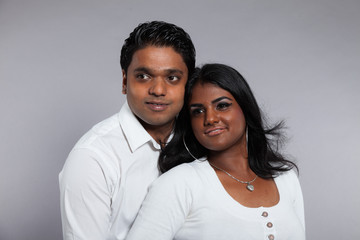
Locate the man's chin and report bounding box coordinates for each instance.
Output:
[137,115,176,129]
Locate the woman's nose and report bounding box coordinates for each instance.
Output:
[204,108,219,126]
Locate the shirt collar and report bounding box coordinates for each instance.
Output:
[118,101,161,152]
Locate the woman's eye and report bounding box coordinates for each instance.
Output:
[217,102,232,110]
[191,108,204,116]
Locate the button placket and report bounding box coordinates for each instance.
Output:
[261,210,276,240]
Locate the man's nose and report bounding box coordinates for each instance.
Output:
[149,79,166,96]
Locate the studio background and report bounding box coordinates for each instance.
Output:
[1,0,359,239]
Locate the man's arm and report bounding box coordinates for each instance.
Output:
[59,149,112,240]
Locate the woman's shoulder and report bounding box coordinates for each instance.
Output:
[152,159,208,187]
[277,168,299,181]
[163,158,207,177]
[276,168,302,197]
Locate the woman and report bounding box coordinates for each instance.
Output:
[127,64,305,240]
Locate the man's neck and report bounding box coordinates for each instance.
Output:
[140,119,175,146]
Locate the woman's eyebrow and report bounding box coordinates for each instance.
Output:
[189,96,232,108]
[189,103,203,108]
[212,96,232,104]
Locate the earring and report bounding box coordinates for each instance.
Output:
[183,134,198,160]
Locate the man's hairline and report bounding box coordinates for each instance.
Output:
[122,45,188,76]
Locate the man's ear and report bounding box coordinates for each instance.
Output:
[122,70,127,94]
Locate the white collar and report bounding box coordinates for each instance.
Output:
[118,101,161,152]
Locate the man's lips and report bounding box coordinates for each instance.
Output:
[145,101,170,111]
[204,127,226,136]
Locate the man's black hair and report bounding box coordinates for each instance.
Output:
[120,21,195,76]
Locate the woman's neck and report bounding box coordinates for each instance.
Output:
[208,144,251,174]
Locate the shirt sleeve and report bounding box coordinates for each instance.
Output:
[126,164,195,240]
[290,170,306,232]
[59,148,112,240]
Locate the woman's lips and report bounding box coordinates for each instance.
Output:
[205,127,226,136]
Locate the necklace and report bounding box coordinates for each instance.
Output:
[209,163,258,192]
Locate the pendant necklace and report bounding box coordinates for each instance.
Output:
[209,163,258,192]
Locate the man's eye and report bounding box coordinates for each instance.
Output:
[168,76,180,81]
[136,74,150,80]
[217,102,232,110]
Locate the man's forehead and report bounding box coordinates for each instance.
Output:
[127,46,187,73]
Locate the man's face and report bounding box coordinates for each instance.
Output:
[122,46,188,130]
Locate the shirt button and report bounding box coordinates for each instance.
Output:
[268,234,275,240]
[262,211,268,217]
[267,222,273,228]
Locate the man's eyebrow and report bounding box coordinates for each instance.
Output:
[133,67,184,75]
[133,67,152,73]
[165,69,184,75]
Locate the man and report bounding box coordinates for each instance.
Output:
[59,21,195,239]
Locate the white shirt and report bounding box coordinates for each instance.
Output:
[59,101,161,240]
[127,159,305,240]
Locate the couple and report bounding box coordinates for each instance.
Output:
[59,21,305,240]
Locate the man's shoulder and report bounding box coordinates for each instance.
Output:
[73,112,122,150]
[61,112,124,183]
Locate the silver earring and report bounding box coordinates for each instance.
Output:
[183,134,198,160]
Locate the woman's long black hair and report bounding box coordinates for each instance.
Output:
[159,63,297,178]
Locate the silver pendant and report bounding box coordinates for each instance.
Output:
[246,183,254,192]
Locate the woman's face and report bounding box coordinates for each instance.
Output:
[189,82,247,153]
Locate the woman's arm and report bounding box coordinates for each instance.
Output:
[287,169,306,232]
[126,164,195,240]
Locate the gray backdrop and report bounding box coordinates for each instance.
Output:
[1,0,359,239]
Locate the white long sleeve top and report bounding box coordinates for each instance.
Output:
[59,101,162,240]
[127,159,305,240]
